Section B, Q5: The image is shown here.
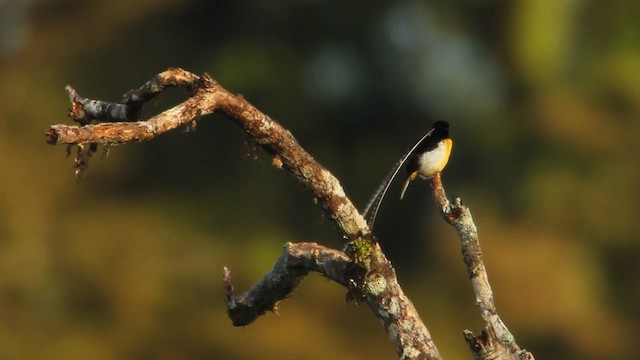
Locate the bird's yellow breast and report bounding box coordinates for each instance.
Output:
[417,138,452,178]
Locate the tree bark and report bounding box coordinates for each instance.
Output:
[45,68,533,360]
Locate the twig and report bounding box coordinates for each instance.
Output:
[64,68,201,125]
[45,68,441,360]
[46,70,208,145]
[430,173,534,360]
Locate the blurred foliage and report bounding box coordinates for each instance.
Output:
[0,0,639,358]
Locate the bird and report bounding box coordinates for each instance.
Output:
[362,121,452,230]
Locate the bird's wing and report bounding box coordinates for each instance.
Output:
[362,127,436,230]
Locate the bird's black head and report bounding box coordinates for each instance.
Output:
[431,121,449,139]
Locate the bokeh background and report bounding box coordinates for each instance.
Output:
[1,0,639,359]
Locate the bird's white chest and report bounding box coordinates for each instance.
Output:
[417,140,451,178]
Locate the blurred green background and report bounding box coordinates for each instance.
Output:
[1,0,639,359]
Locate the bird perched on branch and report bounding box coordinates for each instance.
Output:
[362,121,452,229]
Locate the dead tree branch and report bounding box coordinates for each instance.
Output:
[430,173,534,360]
[45,68,441,359]
[45,68,535,360]
[223,242,350,326]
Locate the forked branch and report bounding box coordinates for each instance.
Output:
[45,68,441,359]
[45,68,534,360]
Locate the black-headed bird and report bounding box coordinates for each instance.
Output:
[362,121,452,230]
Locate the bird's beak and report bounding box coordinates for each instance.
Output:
[400,171,418,200]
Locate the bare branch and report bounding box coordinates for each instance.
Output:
[46,72,210,145]
[45,68,537,360]
[223,242,350,326]
[430,173,534,360]
[64,68,202,125]
[45,68,442,360]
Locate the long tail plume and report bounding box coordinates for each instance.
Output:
[361,128,436,229]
